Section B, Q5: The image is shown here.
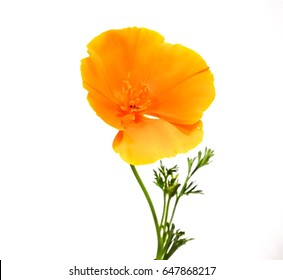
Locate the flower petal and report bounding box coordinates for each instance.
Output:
[87,92,124,130]
[112,119,203,165]
[86,27,165,95]
[81,57,124,129]
[147,69,215,124]
[143,43,212,95]
[81,57,117,104]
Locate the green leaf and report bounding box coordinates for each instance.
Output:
[162,223,194,260]
[153,161,180,194]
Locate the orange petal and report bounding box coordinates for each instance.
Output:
[145,43,211,95]
[81,57,118,104]
[147,69,215,125]
[112,119,203,165]
[87,92,124,130]
[86,27,165,95]
[82,57,124,130]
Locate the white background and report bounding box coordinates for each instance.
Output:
[1,0,283,279]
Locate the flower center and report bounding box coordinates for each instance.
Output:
[120,79,151,126]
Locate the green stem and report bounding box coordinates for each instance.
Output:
[169,159,193,225]
[161,195,172,252]
[164,196,171,227]
[169,196,180,225]
[130,165,162,259]
[167,162,191,230]
[160,192,167,229]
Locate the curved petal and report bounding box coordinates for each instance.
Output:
[147,69,215,125]
[86,27,165,96]
[146,43,211,96]
[87,92,124,130]
[81,57,117,104]
[112,119,203,165]
[81,57,125,129]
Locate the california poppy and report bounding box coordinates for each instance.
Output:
[81,27,215,165]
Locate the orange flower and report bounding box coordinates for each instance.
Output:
[81,27,215,165]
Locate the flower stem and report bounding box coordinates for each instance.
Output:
[160,192,167,229]
[130,165,162,259]
[169,196,180,225]
[160,194,172,258]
